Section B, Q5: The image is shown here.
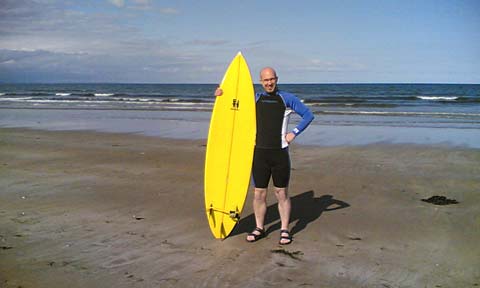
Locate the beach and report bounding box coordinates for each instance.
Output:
[1,128,479,287]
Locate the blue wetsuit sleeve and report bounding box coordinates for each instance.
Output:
[282,92,314,136]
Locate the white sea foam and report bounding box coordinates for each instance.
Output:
[119,97,162,102]
[0,97,212,111]
[417,96,458,101]
[26,99,123,104]
[0,93,5,96]
[0,97,33,101]
[94,93,114,97]
[56,93,71,96]
[321,110,480,117]
[26,99,79,103]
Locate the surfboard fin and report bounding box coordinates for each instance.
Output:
[208,204,217,227]
[220,224,227,239]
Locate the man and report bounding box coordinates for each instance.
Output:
[215,67,314,245]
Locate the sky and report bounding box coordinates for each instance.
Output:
[0,0,479,84]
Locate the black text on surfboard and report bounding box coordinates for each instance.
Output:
[231,99,240,110]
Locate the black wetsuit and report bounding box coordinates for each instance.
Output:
[252,90,313,188]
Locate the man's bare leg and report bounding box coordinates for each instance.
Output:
[275,187,292,244]
[246,188,267,242]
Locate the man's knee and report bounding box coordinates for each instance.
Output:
[254,188,267,200]
[274,187,289,201]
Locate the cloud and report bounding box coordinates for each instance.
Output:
[185,40,230,47]
[298,59,367,73]
[105,0,176,13]
[126,0,152,11]
[0,0,45,35]
[0,44,223,83]
[1,0,144,53]
[0,0,190,82]
[159,7,179,14]
[108,0,125,8]
[132,0,150,4]
[0,48,95,82]
[0,0,230,82]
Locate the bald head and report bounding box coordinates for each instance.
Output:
[259,67,278,93]
[260,67,277,80]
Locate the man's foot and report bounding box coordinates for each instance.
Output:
[246,227,265,242]
[279,229,292,245]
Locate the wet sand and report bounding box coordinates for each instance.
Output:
[1,128,479,287]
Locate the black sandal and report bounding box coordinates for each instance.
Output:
[279,229,292,245]
[246,227,265,243]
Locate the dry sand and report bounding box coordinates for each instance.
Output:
[1,128,479,288]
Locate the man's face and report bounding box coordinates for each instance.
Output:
[260,69,278,93]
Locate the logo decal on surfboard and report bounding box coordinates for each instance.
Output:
[231,99,240,110]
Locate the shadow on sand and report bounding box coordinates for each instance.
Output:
[231,190,350,237]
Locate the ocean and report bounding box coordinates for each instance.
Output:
[1,83,479,147]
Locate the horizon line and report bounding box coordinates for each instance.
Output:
[1,81,479,85]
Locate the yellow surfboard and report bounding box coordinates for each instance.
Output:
[204,52,256,239]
